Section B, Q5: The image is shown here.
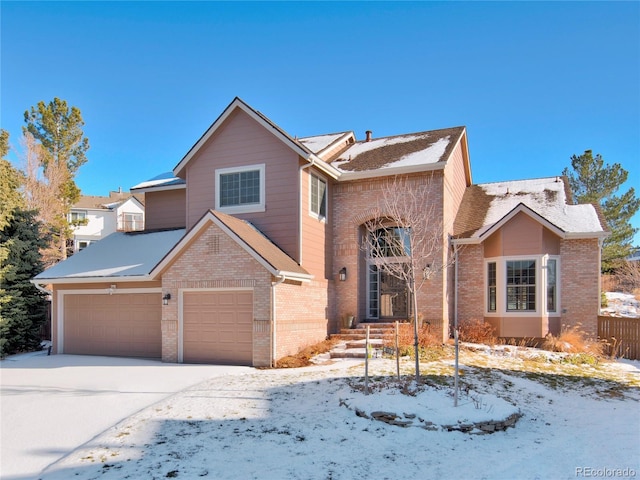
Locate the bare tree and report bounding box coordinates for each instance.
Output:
[20,131,71,266]
[615,259,640,294]
[362,175,456,381]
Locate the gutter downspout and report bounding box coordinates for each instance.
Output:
[298,158,316,266]
[271,275,286,367]
[453,241,460,407]
[598,237,604,315]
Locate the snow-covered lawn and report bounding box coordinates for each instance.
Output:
[602,292,640,318]
[38,348,640,480]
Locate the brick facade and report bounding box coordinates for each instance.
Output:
[559,238,601,337]
[332,173,451,342]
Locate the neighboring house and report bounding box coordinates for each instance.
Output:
[69,191,145,252]
[33,97,609,366]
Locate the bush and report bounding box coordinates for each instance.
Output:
[541,325,603,356]
[458,319,497,345]
[384,322,445,360]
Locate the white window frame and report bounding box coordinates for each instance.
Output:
[68,210,87,223]
[309,172,328,220]
[215,163,266,214]
[484,254,560,317]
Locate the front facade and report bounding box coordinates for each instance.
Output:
[33,98,608,366]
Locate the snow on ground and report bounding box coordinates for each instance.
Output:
[37,351,640,480]
[602,292,640,318]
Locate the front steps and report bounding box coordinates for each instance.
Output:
[330,322,398,359]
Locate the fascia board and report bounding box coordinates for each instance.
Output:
[131,183,186,194]
[31,275,153,285]
[478,203,566,241]
[337,162,446,182]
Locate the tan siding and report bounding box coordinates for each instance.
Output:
[484,212,561,257]
[184,109,300,261]
[443,139,470,236]
[145,190,186,230]
[300,166,331,279]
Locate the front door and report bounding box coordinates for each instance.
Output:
[367,265,410,319]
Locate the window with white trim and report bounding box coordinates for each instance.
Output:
[485,255,560,315]
[309,173,327,219]
[506,260,536,311]
[215,164,265,214]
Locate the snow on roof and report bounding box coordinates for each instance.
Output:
[131,172,185,191]
[34,229,185,281]
[298,132,351,154]
[476,177,605,236]
[329,127,463,174]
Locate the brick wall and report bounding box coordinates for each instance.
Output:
[559,238,601,337]
[162,221,272,365]
[274,279,329,359]
[332,173,451,341]
[456,244,485,325]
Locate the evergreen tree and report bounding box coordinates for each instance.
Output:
[0,209,48,357]
[23,98,90,260]
[563,150,639,272]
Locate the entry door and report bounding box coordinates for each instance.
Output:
[367,265,410,319]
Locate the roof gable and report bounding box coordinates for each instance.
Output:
[453,176,609,243]
[151,210,311,281]
[173,97,339,179]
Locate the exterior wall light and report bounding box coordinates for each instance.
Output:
[339,267,347,282]
[162,293,171,305]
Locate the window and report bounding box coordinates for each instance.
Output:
[215,164,265,214]
[487,262,497,312]
[485,256,559,315]
[69,211,87,223]
[78,240,91,250]
[546,259,557,312]
[310,173,327,219]
[506,260,536,311]
[370,227,411,258]
[120,213,144,232]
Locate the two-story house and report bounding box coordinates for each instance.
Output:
[69,190,145,252]
[33,97,608,366]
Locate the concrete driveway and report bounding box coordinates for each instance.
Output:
[0,351,252,479]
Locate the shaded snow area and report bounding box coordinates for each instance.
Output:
[38,353,640,480]
[603,292,640,318]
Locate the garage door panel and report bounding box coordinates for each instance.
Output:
[182,291,253,365]
[64,293,161,358]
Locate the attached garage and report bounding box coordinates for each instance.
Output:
[63,293,162,358]
[181,290,253,365]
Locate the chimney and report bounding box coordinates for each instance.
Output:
[365,130,372,142]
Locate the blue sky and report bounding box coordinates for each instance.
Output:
[1,1,639,245]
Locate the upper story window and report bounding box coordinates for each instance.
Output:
[370,227,411,258]
[215,164,265,214]
[68,211,87,225]
[310,173,327,219]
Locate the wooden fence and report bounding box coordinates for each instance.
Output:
[598,315,640,360]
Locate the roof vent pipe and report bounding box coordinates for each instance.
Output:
[365,130,372,142]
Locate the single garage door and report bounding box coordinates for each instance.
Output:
[63,293,162,358]
[182,290,253,365]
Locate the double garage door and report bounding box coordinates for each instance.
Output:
[63,293,162,358]
[182,290,253,365]
[62,291,253,365]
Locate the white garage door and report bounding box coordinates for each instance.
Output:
[63,293,162,358]
[182,290,253,365]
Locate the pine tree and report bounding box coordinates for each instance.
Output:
[0,209,48,357]
[562,150,639,272]
[23,98,89,260]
